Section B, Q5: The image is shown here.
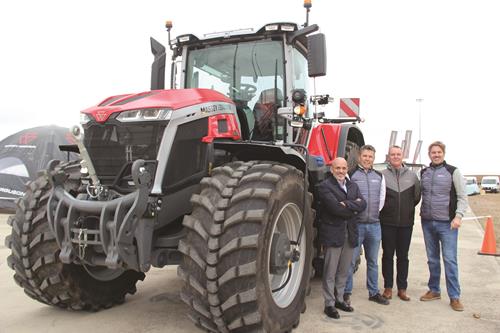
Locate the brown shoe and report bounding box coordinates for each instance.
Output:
[450,299,464,311]
[420,290,441,301]
[398,289,410,301]
[382,288,392,300]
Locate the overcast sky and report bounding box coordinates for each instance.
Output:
[1,0,499,175]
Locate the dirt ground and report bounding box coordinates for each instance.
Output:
[468,193,500,252]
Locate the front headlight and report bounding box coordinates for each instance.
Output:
[80,113,92,125]
[116,108,172,122]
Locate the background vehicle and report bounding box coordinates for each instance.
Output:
[5,2,364,332]
[465,176,480,196]
[481,176,500,193]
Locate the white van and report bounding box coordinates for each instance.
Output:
[481,176,500,193]
[465,176,480,196]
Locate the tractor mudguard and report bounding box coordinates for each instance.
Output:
[308,123,364,167]
[214,141,306,172]
[337,124,364,159]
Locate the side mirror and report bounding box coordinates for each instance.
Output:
[307,33,327,77]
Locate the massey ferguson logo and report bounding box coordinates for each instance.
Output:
[200,104,231,114]
[94,110,109,122]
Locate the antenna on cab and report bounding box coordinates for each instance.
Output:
[165,20,173,50]
[304,0,312,27]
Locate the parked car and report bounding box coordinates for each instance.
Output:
[481,176,500,193]
[465,176,480,196]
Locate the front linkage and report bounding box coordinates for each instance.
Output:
[46,159,156,272]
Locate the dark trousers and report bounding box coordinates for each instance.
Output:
[381,224,413,290]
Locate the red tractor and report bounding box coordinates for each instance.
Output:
[5,2,364,332]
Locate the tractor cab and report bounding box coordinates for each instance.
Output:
[152,22,326,143]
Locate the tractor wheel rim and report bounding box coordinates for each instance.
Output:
[267,202,305,308]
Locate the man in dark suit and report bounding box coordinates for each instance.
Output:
[318,157,366,319]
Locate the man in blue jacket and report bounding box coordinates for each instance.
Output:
[318,157,366,319]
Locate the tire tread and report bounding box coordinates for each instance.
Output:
[179,161,312,332]
[5,160,143,311]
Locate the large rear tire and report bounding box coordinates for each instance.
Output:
[5,161,144,310]
[344,140,360,170]
[178,161,313,332]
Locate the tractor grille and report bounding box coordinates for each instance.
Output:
[83,121,167,183]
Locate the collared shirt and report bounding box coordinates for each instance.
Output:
[337,178,347,193]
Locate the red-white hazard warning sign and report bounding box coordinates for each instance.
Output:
[339,98,360,117]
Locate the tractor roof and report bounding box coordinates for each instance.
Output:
[171,22,319,55]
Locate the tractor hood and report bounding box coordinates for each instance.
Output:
[81,88,233,123]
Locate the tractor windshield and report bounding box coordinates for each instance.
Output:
[185,39,285,141]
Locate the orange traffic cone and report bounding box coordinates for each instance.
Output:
[478,217,500,256]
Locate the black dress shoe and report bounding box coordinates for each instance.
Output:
[324,306,340,319]
[369,293,390,305]
[335,301,354,312]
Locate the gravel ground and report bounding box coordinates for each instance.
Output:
[468,193,500,252]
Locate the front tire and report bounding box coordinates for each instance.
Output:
[178,161,313,332]
[5,161,144,310]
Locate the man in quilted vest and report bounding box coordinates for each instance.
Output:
[344,145,388,305]
[419,141,467,311]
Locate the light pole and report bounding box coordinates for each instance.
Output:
[416,98,424,164]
